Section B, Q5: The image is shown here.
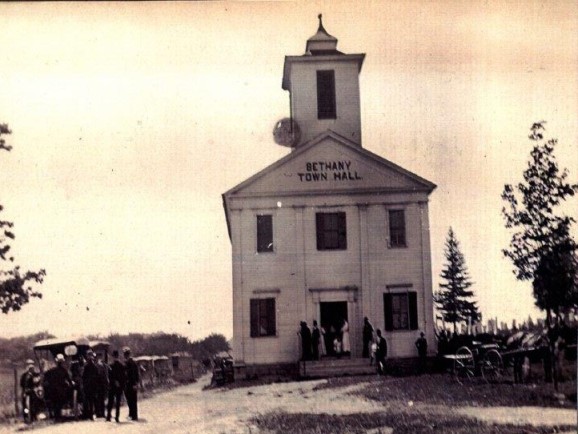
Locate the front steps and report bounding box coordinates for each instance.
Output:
[299,357,377,378]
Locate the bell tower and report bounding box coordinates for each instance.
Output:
[281,15,365,147]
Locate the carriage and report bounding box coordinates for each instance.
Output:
[443,332,547,384]
[210,352,234,386]
[31,337,110,420]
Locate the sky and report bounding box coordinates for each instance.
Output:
[0,1,577,341]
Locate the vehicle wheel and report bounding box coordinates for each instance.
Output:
[481,349,503,383]
[453,346,474,384]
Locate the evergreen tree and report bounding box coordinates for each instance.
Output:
[434,227,479,333]
[502,122,578,325]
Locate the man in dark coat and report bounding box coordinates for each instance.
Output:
[123,347,139,421]
[311,320,321,360]
[375,329,388,375]
[106,350,126,422]
[95,354,109,418]
[20,360,41,422]
[362,317,374,358]
[299,322,312,361]
[82,351,99,420]
[415,332,428,374]
[43,354,72,421]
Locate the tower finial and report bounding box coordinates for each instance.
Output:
[317,14,325,32]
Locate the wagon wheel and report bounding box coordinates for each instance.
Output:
[453,346,474,384]
[480,349,504,383]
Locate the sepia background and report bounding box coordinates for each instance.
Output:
[0,1,577,341]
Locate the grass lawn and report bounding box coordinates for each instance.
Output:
[322,373,576,409]
[251,410,573,434]
[249,360,577,434]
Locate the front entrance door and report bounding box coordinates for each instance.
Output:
[320,301,348,356]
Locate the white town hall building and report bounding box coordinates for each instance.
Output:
[223,17,436,374]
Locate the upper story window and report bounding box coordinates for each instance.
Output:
[257,214,273,253]
[250,298,276,337]
[316,212,347,250]
[317,70,336,119]
[389,209,406,248]
[383,291,418,331]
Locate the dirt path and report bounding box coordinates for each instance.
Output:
[1,375,575,433]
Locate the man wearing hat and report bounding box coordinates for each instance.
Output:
[20,359,40,422]
[43,354,72,421]
[82,350,99,420]
[123,347,139,421]
[106,350,125,423]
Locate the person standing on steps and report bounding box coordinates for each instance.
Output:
[341,319,351,356]
[362,317,374,358]
[299,322,313,361]
[311,320,321,360]
[375,329,388,375]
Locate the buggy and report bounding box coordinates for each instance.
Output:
[32,337,110,420]
[211,352,234,386]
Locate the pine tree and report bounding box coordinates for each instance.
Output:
[434,227,479,333]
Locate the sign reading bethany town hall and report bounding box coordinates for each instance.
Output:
[222,16,436,375]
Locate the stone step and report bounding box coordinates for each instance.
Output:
[299,358,377,377]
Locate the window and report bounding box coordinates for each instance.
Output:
[389,210,406,247]
[250,298,276,337]
[316,212,347,250]
[257,214,273,252]
[317,70,336,119]
[384,291,418,331]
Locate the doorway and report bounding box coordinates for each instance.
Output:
[320,301,348,357]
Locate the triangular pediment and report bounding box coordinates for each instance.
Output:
[224,131,436,198]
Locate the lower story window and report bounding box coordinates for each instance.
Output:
[250,298,276,337]
[384,291,418,331]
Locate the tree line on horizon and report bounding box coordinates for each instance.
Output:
[0,331,230,366]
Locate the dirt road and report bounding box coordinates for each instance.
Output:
[1,375,576,433]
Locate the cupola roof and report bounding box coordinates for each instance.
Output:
[305,14,341,55]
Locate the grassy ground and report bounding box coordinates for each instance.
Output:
[317,373,576,409]
[250,410,574,434]
[248,359,577,434]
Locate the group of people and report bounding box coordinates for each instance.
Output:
[299,316,428,376]
[299,318,351,361]
[20,346,140,424]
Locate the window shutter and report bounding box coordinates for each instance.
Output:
[266,299,276,335]
[250,299,258,337]
[408,292,418,330]
[383,294,393,331]
[338,212,347,249]
[316,213,324,250]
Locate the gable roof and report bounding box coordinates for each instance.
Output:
[224,130,436,198]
